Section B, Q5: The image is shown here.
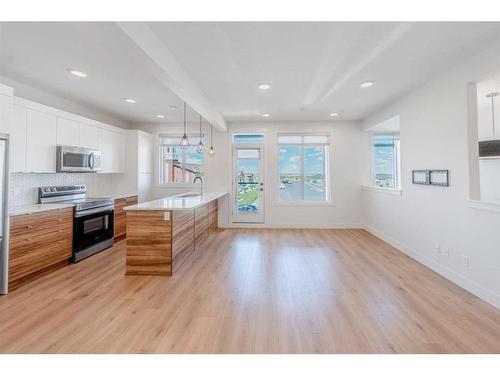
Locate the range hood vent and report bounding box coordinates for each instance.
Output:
[479,140,500,159]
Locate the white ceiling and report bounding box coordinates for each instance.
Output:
[2,22,500,127]
[0,22,199,125]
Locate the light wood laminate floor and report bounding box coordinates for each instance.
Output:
[1,228,499,353]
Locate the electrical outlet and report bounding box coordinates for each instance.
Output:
[434,242,441,255]
[442,247,450,257]
[463,255,470,267]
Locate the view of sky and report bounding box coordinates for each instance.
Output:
[279,146,325,175]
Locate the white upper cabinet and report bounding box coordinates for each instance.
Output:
[99,128,114,173]
[0,84,13,134]
[56,117,80,147]
[113,132,125,173]
[138,132,153,173]
[99,129,125,174]
[26,109,57,173]
[10,96,126,174]
[10,105,27,173]
[0,94,13,134]
[79,123,100,150]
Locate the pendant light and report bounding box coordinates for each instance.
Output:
[179,102,189,147]
[197,115,205,153]
[208,123,216,157]
[486,92,499,137]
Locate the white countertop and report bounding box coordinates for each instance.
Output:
[9,203,75,216]
[124,192,228,211]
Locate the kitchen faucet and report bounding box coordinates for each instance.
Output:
[193,176,203,196]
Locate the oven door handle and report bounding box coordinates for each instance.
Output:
[89,152,95,170]
[74,205,114,218]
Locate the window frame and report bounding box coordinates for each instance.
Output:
[158,133,205,187]
[370,132,401,191]
[277,132,332,205]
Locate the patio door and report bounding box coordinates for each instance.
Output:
[232,144,265,223]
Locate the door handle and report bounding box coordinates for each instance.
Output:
[89,153,95,169]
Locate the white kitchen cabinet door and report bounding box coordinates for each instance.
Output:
[26,109,57,173]
[98,128,114,173]
[0,94,13,134]
[9,105,28,173]
[79,123,100,149]
[138,133,153,173]
[56,117,80,146]
[113,132,126,173]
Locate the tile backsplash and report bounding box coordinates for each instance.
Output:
[9,173,115,206]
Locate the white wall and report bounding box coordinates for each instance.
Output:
[361,37,500,309]
[135,120,367,228]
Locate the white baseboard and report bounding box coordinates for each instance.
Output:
[220,222,363,229]
[363,224,500,310]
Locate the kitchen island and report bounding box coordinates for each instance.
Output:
[123,192,227,276]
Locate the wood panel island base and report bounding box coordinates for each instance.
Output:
[124,192,227,276]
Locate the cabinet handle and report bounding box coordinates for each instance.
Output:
[25,225,33,229]
[25,237,32,242]
[58,218,63,222]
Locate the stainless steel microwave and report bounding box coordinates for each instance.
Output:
[56,145,102,172]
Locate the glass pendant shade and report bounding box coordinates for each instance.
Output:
[208,146,216,157]
[197,140,205,153]
[180,134,189,147]
[180,102,189,147]
[197,115,204,153]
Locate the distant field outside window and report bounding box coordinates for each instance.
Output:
[278,134,330,202]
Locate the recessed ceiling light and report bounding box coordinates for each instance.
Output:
[262,113,270,118]
[68,69,87,78]
[329,112,339,117]
[156,114,165,118]
[258,83,272,90]
[169,105,178,110]
[360,80,374,88]
[124,98,136,104]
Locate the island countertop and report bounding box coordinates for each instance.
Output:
[124,192,228,211]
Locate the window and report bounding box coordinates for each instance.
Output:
[159,135,204,184]
[233,134,264,144]
[372,133,400,189]
[278,133,330,202]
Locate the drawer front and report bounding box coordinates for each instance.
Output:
[10,223,72,259]
[9,239,72,281]
[10,208,73,233]
[9,208,73,284]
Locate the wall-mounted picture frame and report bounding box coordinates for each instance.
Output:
[412,170,430,185]
[430,169,449,186]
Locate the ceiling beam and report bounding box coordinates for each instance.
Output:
[116,22,227,131]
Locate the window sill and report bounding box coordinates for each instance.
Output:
[467,199,500,213]
[361,185,402,196]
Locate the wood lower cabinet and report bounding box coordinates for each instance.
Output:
[9,208,73,290]
[114,195,138,239]
[208,200,218,232]
[125,198,220,276]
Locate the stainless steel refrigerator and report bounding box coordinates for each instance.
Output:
[0,133,9,295]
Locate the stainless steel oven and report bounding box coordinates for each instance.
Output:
[73,204,114,262]
[39,185,114,263]
[56,145,101,172]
